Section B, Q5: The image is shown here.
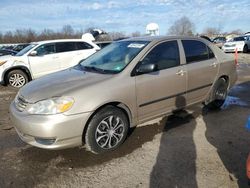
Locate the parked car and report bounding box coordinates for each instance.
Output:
[199,35,212,42]
[10,36,237,154]
[222,36,250,53]
[0,39,100,88]
[12,43,30,52]
[95,41,112,48]
[212,36,226,48]
[0,49,17,56]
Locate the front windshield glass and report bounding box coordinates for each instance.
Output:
[15,44,38,56]
[233,37,245,41]
[80,40,149,74]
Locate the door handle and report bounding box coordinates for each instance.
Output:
[176,69,186,76]
[210,62,218,67]
[52,56,59,59]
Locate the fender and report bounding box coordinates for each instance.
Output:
[2,65,33,85]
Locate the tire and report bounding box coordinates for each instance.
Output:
[208,78,228,110]
[243,45,248,53]
[7,70,28,88]
[85,106,129,154]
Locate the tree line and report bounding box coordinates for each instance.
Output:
[0,17,245,44]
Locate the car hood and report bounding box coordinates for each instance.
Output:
[0,55,12,61]
[19,66,113,103]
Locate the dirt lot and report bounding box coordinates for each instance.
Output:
[0,53,250,188]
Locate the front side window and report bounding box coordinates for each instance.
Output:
[35,43,56,56]
[182,40,209,63]
[140,40,180,71]
[80,41,149,74]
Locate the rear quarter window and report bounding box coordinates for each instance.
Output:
[76,42,93,50]
[182,40,212,63]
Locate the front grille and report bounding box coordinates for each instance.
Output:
[225,44,236,47]
[15,95,28,112]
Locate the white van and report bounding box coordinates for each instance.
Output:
[0,39,100,88]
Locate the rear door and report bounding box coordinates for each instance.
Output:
[28,43,59,78]
[135,40,187,123]
[55,42,76,70]
[181,40,219,105]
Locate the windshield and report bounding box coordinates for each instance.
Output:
[15,44,38,56]
[233,37,245,41]
[80,40,149,74]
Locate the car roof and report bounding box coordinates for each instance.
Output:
[121,35,207,43]
[30,39,94,45]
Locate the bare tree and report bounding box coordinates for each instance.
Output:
[25,29,36,42]
[168,16,195,36]
[109,32,126,40]
[61,25,74,38]
[230,29,243,35]
[203,27,221,37]
[131,31,141,37]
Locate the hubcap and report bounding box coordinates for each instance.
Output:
[95,115,125,149]
[215,84,227,100]
[9,74,26,88]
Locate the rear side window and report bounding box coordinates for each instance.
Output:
[141,40,180,71]
[56,42,76,53]
[182,40,213,63]
[76,42,93,50]
[36,43,56,56]
[208,47,215,59]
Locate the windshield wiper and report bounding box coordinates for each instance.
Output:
[82,66,111,74]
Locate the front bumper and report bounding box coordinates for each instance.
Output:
[10,101,91,149]
[223,46,243,53]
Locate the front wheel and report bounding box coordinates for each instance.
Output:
[85,106,129,154]
[7,70,28,88]
[208,78,228,109]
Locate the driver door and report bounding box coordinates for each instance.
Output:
[135,40,187,123]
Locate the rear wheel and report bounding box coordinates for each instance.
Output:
[85,106,129,154]
[208,78,228,109]
[7,70,28,88]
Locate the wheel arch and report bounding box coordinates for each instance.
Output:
[82,101,133,144]
[3,66,32,85]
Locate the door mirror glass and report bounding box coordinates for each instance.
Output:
[29,51,37,56]
[137,63,156,74]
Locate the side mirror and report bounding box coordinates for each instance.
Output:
[137,63,156,74]
[29,51,37,56]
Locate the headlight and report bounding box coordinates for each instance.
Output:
[26,96,74,115]
[0,60,7,66]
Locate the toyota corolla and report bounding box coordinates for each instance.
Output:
[10,36,237,154]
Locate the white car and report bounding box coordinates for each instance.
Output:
[222,35,250,53]
[0,39,100,88]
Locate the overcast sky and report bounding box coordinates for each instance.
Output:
[0,0,249,35]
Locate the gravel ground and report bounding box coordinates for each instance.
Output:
[0,53,250,188]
